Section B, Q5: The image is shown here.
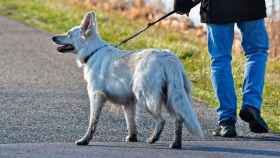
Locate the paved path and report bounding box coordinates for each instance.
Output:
[0,16,280,157]
[1,142,280,158]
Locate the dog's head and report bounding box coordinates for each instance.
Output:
[52,11,98,54]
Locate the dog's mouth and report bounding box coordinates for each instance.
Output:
[56,44,75,53]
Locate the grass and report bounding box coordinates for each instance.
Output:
[0,0,279,133]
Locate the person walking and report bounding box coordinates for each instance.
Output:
[174,0,269,137]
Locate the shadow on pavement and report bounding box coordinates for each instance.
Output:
[182,145,280,157]
[237,135,280,141]
[88,141,280,157]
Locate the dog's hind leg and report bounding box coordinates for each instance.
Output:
[144,98,165,144]
[75,91,106,145]
[133,90,165,144]
[146,112,165,144]
[169,117,183,149]
[122,104,138,142]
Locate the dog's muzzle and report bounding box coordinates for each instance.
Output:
[52,36,75,53]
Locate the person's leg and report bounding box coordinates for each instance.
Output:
[207,23,237,125]
[237,19,269,111]
[237,19,269,133]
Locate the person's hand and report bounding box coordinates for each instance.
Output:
[174,0,200,16]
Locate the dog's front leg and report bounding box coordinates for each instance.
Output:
[76,91,106,145]
[122,104,137,142]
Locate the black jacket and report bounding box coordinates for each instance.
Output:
[174,0,267,24]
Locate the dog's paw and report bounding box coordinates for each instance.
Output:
[75,139,90,146]
[125,134,138,142]
[146,136,159,144]
[169,142,182,149]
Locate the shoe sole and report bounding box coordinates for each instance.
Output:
[239,110,268,133]
[222,132,237,138]
[212,133,237,138]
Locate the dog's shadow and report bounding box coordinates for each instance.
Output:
[87,136,280,157]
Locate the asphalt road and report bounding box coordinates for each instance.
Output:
[1,142,280,158]
[0,15,280,157]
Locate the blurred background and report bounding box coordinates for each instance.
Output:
[82,0,280,57]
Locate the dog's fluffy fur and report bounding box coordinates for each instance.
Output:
[52,12,204,149]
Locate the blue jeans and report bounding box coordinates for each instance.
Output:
[207,19,269,125]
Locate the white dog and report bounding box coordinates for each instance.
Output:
[52,11,204,149]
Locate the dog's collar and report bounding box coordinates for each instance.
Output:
[84,45,109,63]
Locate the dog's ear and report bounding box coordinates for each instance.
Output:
[80,11,96,38]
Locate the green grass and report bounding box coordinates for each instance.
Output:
[0,0,279,133]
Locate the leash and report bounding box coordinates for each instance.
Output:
[116,10,176,47]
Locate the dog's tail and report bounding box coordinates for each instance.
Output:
[166,59,204,138]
